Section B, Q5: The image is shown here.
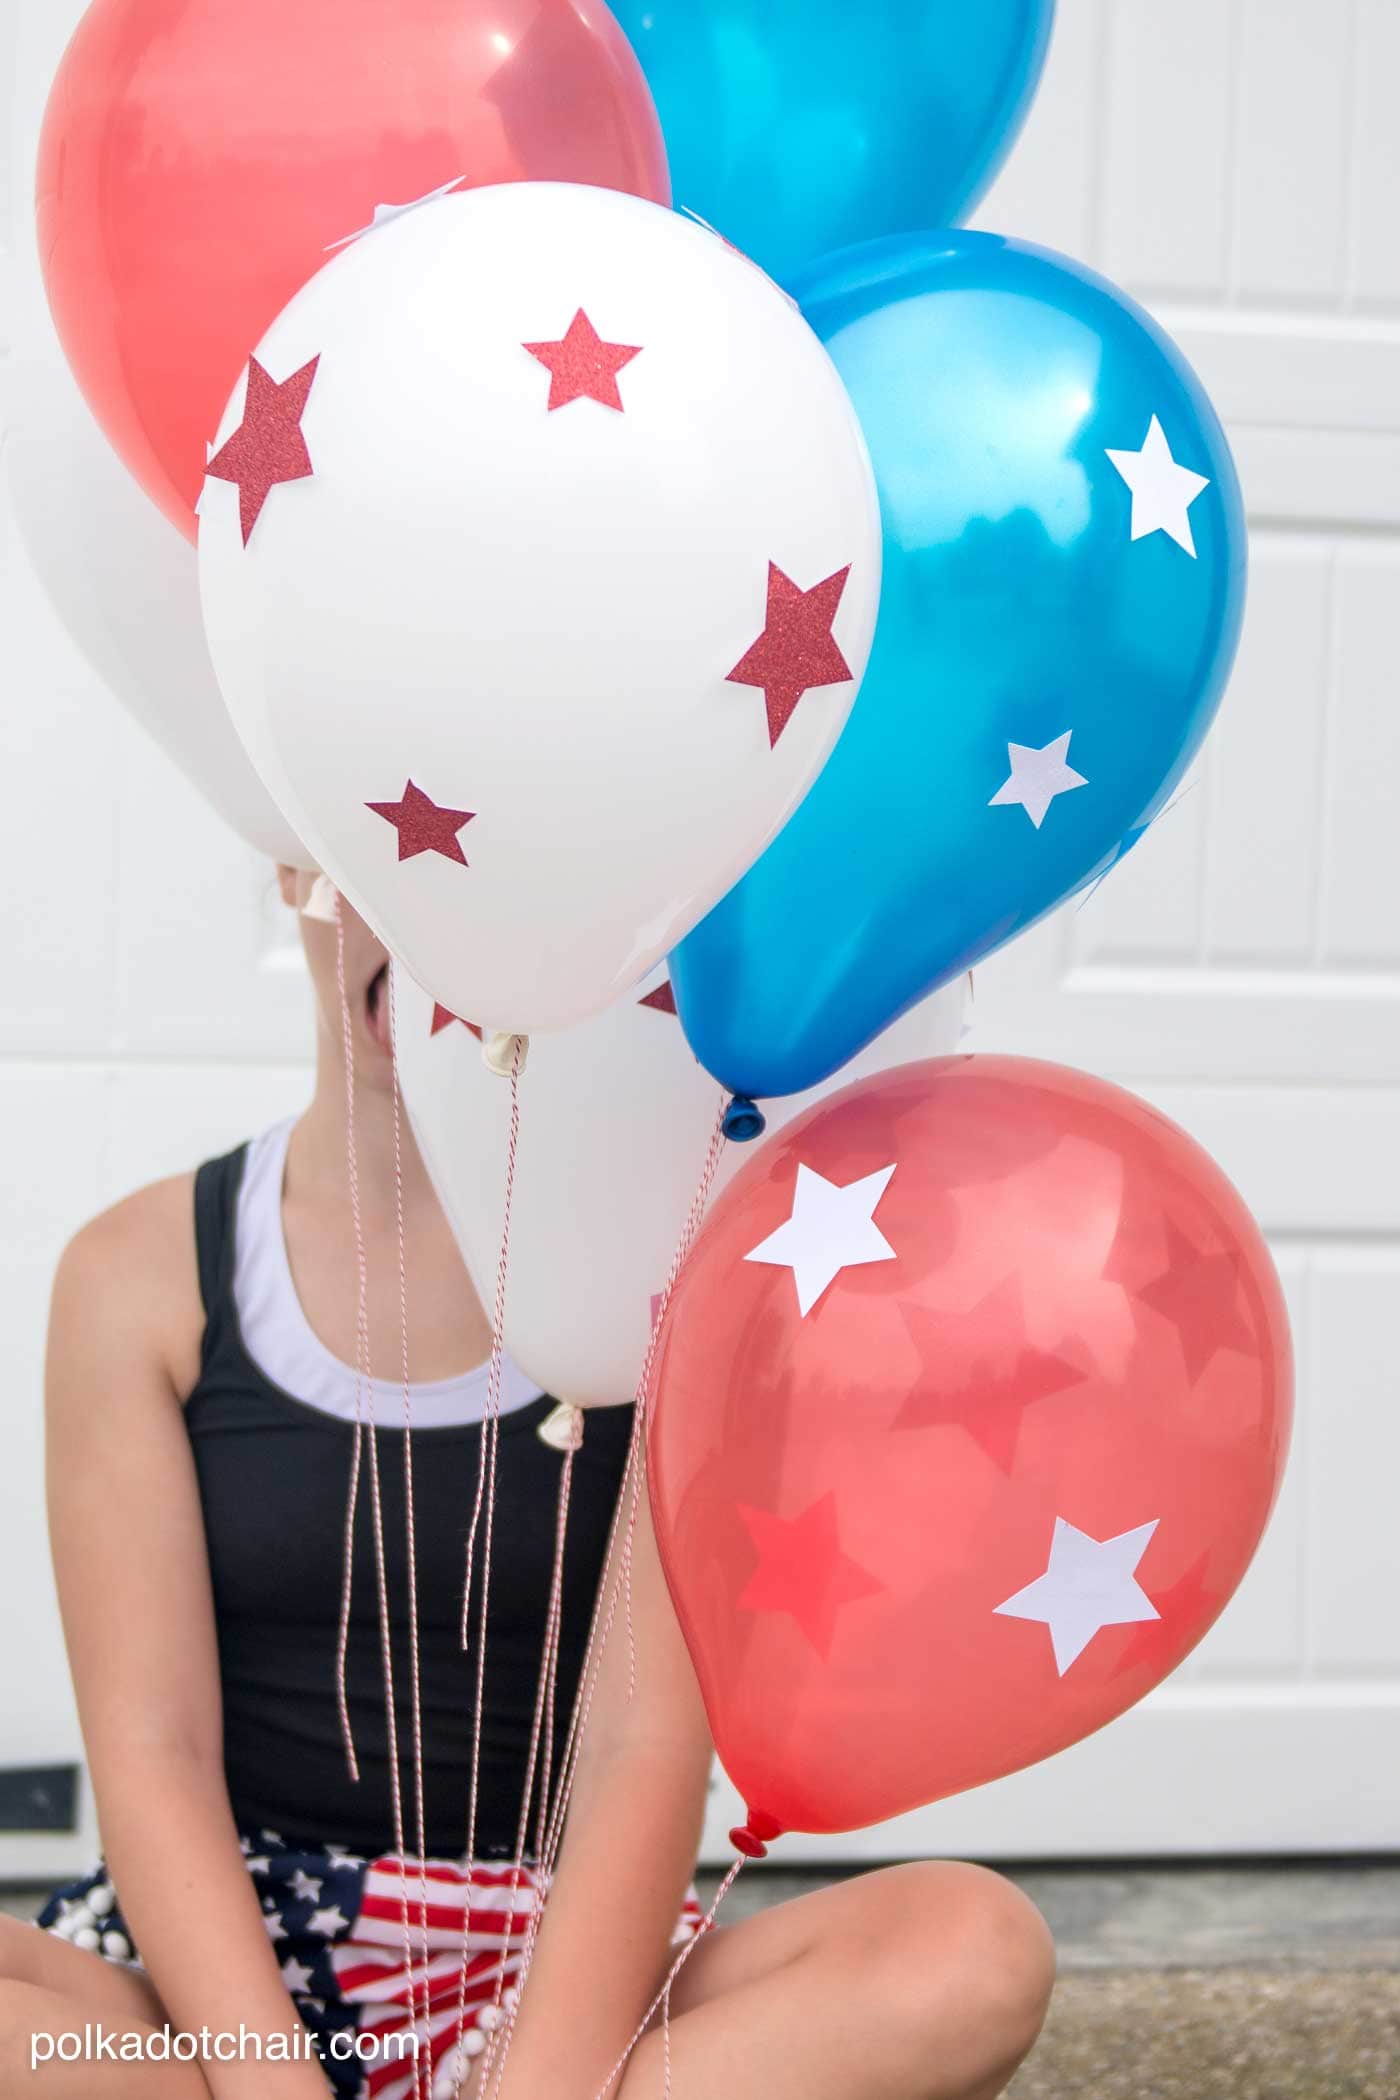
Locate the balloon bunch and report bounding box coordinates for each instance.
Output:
[29,0,1290,1850]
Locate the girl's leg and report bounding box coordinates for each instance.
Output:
[0,1914,208,2095]
[620,1861,1055,2100]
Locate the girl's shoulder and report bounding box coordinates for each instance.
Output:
[52,1169,205,1398]
[60,1168,198,1279]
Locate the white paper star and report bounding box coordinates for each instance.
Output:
[307,1905,348,1937]
[745,1161,898,1317]
[280,1956,315,1994]
[989,732,1088,829]
[288,1869,322,1905]
[1105,415,1210,556]
[325,177,464,252]
[995,1516,1161,1673]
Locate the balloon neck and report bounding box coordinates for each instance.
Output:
[722,1094,766,1143]
[482,1030,529,1077]
[729,1808,783,1859]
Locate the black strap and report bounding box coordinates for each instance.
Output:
[193,1144,249,1331]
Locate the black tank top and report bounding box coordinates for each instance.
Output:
[186,1144,634,1859]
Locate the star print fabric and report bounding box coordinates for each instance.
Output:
[38,1829,703,2099]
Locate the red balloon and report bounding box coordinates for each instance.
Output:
[36,0,669,542]
[648,1056,1291,1845]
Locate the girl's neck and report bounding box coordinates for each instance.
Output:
[289,1043,436,1218]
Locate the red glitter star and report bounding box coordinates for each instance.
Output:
[430,1005,483,1040]
[638,980,677,1015]
[523,310,641,412]
[366,781,474,865]
[737,1493,883,1658]
[727,562,854,747]
[205,354,319,545]
[896,1280,1085,1474]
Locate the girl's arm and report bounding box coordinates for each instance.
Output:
[494,1459,714,2099]
[46,1181,332,2100]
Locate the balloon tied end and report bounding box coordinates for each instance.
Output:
[482,1030,529,1078]
[722,1094,766,1143]
[730,1808,782,1860]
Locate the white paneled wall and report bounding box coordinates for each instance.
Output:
[4,0,1397,1874]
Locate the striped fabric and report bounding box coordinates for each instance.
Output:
[39,1834,705,2100]
[337,1855,705,2100]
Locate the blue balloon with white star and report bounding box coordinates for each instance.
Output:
[669,231,1246,1103]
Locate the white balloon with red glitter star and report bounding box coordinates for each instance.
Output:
[198,181,882,1033]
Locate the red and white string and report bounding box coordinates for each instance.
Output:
[480,1096,729,2100]
[448,1037,523,2097]
[389,966,434,2091]
[333,906,430,2100]
[588,1857,746,2100]
[332,902,366,1787]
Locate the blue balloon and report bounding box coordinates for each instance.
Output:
[610,1,1055,282]
[670,232,1246,1103]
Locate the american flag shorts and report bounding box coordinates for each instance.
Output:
[39,1828,706,2099]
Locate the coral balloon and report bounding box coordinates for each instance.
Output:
[648,1056,1291,1844]
[36,0,669,541]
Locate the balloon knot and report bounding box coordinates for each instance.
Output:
[482,1030,529,1078]
[722,1094,766,1142]
[730,1807,782,1859]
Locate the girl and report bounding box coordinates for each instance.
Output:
[1,868,1053,2099]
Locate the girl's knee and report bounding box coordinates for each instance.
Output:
[863,1861,1056,2080]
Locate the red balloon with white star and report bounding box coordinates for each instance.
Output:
[647,1055,1292,1845]
[37,0,669,542]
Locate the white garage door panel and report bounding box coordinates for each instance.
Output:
[705,1696,1400,1866]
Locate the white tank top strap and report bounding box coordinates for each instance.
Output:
[231,1119,545,1429]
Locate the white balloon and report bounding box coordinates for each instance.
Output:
[199,182,881,1034]
[394,965,965,1407]
[3,353,311,868]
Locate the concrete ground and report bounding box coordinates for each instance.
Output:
[7,1862,1399,2096]
[695,1861,1400,2100]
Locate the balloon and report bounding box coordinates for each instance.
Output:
[199,183,882,1036]
[649,1056,1291,1843]
[392,965,964,1407]
[610,0,1054,282]
[4,352,311,869]
[670,232,1246,1101]
[36,0,669,541]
